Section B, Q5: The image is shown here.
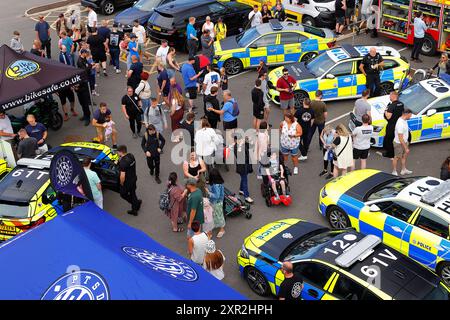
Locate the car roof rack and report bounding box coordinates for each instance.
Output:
[335,235,381,268]
[340,43,361,58]
[269,19,283,31]
[421,180,450,206]
[16,158,51,170]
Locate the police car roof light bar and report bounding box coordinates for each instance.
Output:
[335,235,381,268]
[16,158,51,170]
[269,19,283,31]
[421,180,450,206]
[340,43,360,58]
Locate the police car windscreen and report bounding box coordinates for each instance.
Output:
[305,52,334,77]
[50,146,103,161]
[134,0,161,11]
[366,177,422,201]
[237,28,261,47]
[399,84,436,115]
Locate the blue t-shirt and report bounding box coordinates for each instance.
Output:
[222,98,237,122]
[186,24,196,40]
[61,37,73,53]
[157,69,170,93]
[128,41,139,57]
[98,26,111,42]
[25,123,47,145]
[181,63,197,89]
[35,21,50,41]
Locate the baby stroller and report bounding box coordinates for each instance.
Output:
[260,166,292,207]
[223,187,252,219]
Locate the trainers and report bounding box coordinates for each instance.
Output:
[103,70,108,77]
[239,191,244,196]
[132,133,138,139]
[392,170,398,176]
[319,170,328,177]
[245,197,254,204]
[64,113,69,121]
[293,167,299,175]
[149,170,154,176]
[71,110,79,116]
[115,69,121,74]
[299,155,308,161]
[325,173,334,180]
[137,132,143,137]
[84,119,90,126]
[127,210,138,216]
[155,176,162,184]
[257,175,262,180]
[400,169,413,175]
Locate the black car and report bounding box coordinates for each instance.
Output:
[146,0,252,51]
[81,0,135,15]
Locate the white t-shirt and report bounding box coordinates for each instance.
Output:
[191,232,209,264]
[195,128,221,157]
[88,10,97,28]
[156,46,169,66]
[202,22,215,39]
[394,118,409,144]
[352,125,373,150]
[203,71,220,95]
[133,25,146,44]
[249,11,263,27]
[0,116,14,141]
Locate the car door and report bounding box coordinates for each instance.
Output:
[409,208,450,269]
[328,272,373,300]
[247,33,279,67]
[321,60,355,100]
[365,200,418,256]
[420,97,450,141]
[279,32,306,64]
[294,261,335,300]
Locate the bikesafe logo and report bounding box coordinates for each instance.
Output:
[5,60,41,80]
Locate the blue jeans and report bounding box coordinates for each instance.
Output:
[239,173,249,198]
[110,47,120,70]
[141,98,150,114]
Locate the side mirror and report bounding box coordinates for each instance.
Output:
[393,82,400,90]
[326,73,335,79]
[369,204,381,212]
[249,43,258,49]
[426,109,437,117]
[42,194,50,205]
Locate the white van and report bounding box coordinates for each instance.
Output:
[285,0,336,28]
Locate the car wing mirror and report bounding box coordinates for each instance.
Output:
[369,204,381,212]
[326,74,335,80]
[393,82,400,90]
[426,109,437,117]
[249,44,258,49]
[42,194,50,205]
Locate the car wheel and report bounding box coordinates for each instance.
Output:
[326,206,350,229]
[437,262,450,286]
[379,82,394,96]
[224,58,243,76]
[302,15,315,26]
[293,90,309,109]
[301,52,318,63]
[245,267,270,296]
[102,1,115,15]
[421,34,437,56]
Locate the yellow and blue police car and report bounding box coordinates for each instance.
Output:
[213,19,335,75]
[319,169,450,285]
[267,44,410,108]
[350,76,450,147]
[238,218,450,299]
[0,159,11,180]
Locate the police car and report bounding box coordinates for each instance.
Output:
[213,19,335,75]
[238,218,450,299]
[0,159,11,180]
[351,76,450,147]
[267,44,409,108]
[319,169,450,285]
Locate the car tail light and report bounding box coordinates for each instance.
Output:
[16,217,46,231]
[327,41,336,48]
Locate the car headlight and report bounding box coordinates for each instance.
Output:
[373,125,383,133]
[321,186,328,198]
[240,244,249,259]
[315,6,330,12]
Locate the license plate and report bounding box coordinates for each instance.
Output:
[0,225,16,232]
[153,26,161,32]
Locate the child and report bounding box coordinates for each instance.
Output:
[255,121,270,179]
[120,33,130,74]
[261,149,289,203]
[104,115,115,142]
[87,52,98,96]
[220,67,228,91]
[319,125,336,179]
[10,31,24,53]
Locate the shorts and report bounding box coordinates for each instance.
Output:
[280,98,295,110]
[353,148,369,160]
[253,107,264,119]
[223,118,238,130]
[59,88,75,105]
[336,16,345,25]
[186,87,197,100]
[162,89,170,97]
[345,8,355,18]
[394,142,408,158]
[138,43,145,53]
[92,52,107,63]
[281,145,299,156]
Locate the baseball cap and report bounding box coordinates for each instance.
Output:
[130,33,137,39]
[205,240,216,254]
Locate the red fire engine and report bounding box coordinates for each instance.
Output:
[378,0,450,56]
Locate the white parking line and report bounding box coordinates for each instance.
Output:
[229,70,251,79]
[326,112,351,125]
[398,47,408,52]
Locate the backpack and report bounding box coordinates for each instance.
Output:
[159,186,173,212]
[231,100,240,117]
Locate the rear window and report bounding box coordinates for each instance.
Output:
[302,25,326,38]
[148,11,174,28]
[0,202,29,219]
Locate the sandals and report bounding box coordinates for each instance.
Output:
[216,230,225,238]
[172,227,184,233]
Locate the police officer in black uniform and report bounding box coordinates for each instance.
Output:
[117,145,142,216]
[383,91,404,158]
[76,49,93,126]
[359,47,384,97]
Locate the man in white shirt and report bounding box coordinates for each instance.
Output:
[392,108,413,176]
[248,5,263,28]
[155,40,169,66]
[132,19,149,61]
[0,109,15,141]
[351,114,373,170]
[202,65,220,114]
[87,5,97,33]
[411,12,428,63]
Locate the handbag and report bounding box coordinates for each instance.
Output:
[128,95,143,115]
[333,136,349,162]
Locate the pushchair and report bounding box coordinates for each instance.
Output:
[223,187,252,219]
[260,165,292,207]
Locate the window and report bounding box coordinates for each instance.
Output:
[280,33,306,45]
[328,61,354,77]
[399,83,437,115]
[366,177,422,201]
[415,209,449,238]
[332,274,366,300]
[295,262,334,288]
[362,289,382,300]
[383,59,399,70]
[432,97,450,113]
[376,200,416,222]
[253,34,278,47]
[208,3,225,14]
